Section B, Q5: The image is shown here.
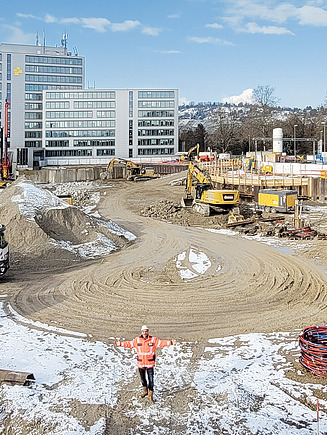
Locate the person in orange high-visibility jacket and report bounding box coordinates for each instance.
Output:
[114,325,176,402]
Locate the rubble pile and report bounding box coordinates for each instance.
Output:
[46,182,101,208]
[141,200,183,219]
[140,200,230,227]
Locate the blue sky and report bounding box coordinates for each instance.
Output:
[1,0,327,108]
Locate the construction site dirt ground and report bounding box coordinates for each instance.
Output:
[1,173,327,433]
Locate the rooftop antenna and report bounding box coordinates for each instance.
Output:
[61,33,68,49]
[43,29,46,53]
[36,31,39,46]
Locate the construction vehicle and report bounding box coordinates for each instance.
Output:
[182,162,240,216]
[181,144,200,161]
[106,158,159,181]
[0,225,9,276]
[260,165,273,174]
[257,189,298,213]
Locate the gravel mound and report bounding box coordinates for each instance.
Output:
[0,179,134,271]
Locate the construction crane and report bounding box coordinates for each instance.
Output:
[182,162,240,216]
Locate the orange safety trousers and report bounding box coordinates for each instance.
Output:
[122,335,173,368]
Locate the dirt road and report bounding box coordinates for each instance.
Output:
[6,174,327,342]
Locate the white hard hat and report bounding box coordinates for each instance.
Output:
[141,325,149,331]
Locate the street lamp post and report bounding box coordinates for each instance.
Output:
[293,124,298,157]
[322,122,326,153]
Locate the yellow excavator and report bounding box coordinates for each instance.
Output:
[106,158,159,181]
[181,144,200,161]
[182,162,240,216]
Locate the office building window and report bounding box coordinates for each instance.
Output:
[138,148,174,155]
[138,91,175,99]
[26,65,82,74]
[7,54,11,80]
[25,93,42,100]
[96,149,115,156]
[74,101,115,109]
[6,83,11,101]
[26,74,83,84]
[45,149,93,157]
[138,101,175,108]
[25,141,42,147]
[46,91,115,99]
[45,140,69,147]
[138,138,174,146]
[46,111,92,119]
[26,55,82,65]
[73,139,115,147]
[138,110,174,118]
[46,129,115,138]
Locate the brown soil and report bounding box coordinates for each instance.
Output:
[1,173,327,432]
[1,174,326,342]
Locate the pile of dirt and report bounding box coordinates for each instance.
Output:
[0,179,134,271]
[140,199,230,227]
[140,199,256,229]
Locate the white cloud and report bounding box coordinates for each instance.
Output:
[205,23,223,29]
[222,88,254,105]
[111,20,141,32]
[61,17,81,25]
[297,5,327,26]
[245,22,294,35]
[168,14,180,19]
[180,97,191,105]
[142,26,160,36]
[160,50,181,54]
[0,24,35,44]
[224,1,297,25]
[223,1,327,29]
[80,18,111,33]
[17,13,41,20]
[188,36,234,45]
[44,14,57,24]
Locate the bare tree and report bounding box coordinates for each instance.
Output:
[207,106,240,153]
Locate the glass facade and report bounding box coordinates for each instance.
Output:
[138,91,175,99]
[138,148,174,155]
[46,91,115,99]
[26,55,82,65]
[46,130,115,137]
[26,65,82,74]
[138,101,175,108]
[138,110,174,118]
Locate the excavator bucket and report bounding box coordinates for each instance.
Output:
[0,369,35,386]
[181,196,194,208]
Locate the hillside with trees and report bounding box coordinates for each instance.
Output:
[179,86,326,156]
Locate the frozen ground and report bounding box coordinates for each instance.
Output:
[0,300,325,434]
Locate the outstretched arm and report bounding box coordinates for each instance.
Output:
[114,338,135,348]
[157,338,177,348]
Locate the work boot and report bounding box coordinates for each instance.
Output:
[140,387,148,398]
[148,390,154,403]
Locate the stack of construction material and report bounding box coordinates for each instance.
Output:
[299,326,327,376]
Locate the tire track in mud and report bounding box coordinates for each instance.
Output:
[9,177,327,341]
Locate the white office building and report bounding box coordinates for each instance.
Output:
[43,89,178,166]
[0,42,178,169]
[0,42,85,168]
